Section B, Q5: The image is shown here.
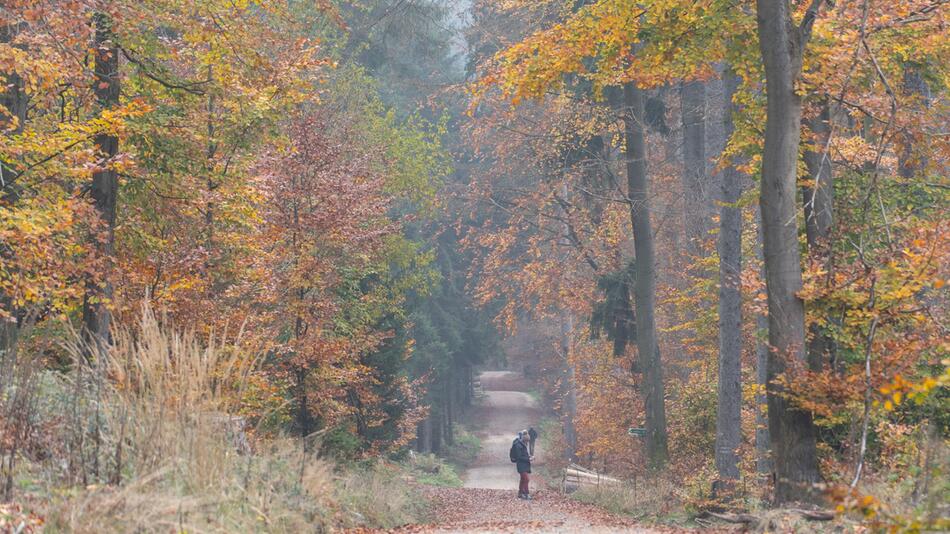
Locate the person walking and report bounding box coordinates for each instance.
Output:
[527,426,538,456]
[510,429,533,500]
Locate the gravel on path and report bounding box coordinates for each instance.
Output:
[350,370,701,533]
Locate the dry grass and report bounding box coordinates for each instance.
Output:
[2,305,425,532]
[571,475,690,523]
[44,438,343,533]
[571,464,949,532]
[55,304,257,487]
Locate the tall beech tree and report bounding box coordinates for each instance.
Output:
[0,2,103,363]
[802,102,835,373]
[0,22,26,356]
[83,12,120,351]
[681,80,707,258]
[678,78,707,382]
[715,67,742,486]
[622,82,668,467]
[0,23,25,196]
[755,0,826,503]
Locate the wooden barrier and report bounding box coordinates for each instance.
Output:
[562,463,621,490]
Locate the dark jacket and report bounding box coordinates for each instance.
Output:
[512,438,531,473]
[528,428,538,442]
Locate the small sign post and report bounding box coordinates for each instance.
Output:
[627,427,646,437]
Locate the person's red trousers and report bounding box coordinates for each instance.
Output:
[519,472,530,495]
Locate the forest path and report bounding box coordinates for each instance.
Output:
[462,370,540,490]
[380,371,663,533]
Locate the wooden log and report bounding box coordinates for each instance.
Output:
[697,508,836,525]
[570,474,617,483]
[789,509,835,521]
[696,511,758,524]
[567,463,598,475]
[564,468,620,482]
[564,468,621,485]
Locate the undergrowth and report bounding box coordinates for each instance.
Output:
[404,452,463,487]
[571,477,694,526]
[444,424,482,467]
[569,469,948,532]
[0,307,426,532]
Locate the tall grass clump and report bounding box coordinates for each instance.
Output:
[0,305,424,532]
[58,304,256,488]
[1,320,44,503]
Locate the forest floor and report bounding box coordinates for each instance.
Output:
[352,371,707,533]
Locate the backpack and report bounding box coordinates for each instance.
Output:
[509,439,519,463]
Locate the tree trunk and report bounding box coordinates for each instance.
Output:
[0,22,28,360]
[83,12,120,353]
[756,0,821,503]
[802,104,833,251]
[431,410,443,454]
[205,64,217,257]
[0,23,27,201]
[679,80,707,373]
[715,68,742,485]
[681,80,707,258]
[444,377,455,446]
[418,417,432,453]
[554,182,580,460]
[755,210,772,476]
[803,102,835,372]
[293,366,315,443]
[898,66,929,179]
[623,82,668,469]
[580,134,610,224]
[464,364,473,407]
[560,313,578,460]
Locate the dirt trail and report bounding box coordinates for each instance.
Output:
[380,370,665,533]
[462,371,540,490]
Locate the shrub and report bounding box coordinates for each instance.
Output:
[445,424,482,466]
[321,424,363,461]
[405,452,463,487]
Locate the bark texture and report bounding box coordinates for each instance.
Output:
[83,13,120,352]
[623,82,668,468]
[756,0,822,503]
[715,68,742,484]
[681,80,707,257]
[803,102,836,372]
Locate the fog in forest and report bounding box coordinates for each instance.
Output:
[1,1,947,531]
